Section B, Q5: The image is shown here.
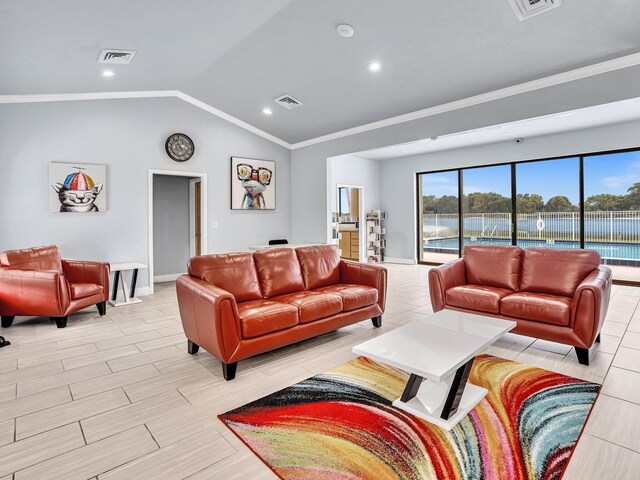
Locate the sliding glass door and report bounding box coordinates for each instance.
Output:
[515,158,580,249]
[417,147,640,282]
[418,170,459,263]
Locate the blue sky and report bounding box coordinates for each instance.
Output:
[421,151,640,204]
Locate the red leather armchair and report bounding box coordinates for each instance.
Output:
[177,245,387,380]
[0,246,110,328]
[429,246,612,366]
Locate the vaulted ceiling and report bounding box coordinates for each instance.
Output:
[2,0,640,144]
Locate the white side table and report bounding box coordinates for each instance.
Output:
[109,262,148,307]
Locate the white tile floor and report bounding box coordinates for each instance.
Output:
[0,263,638,479]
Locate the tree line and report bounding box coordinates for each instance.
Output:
[422,183,640,214]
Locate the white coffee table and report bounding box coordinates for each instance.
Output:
[352,309,516,430]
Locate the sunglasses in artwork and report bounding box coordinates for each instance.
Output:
[237,163,272,186]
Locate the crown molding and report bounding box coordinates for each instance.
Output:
[290,51,640,150]
[0,90,293,149]
[2,50,640,152]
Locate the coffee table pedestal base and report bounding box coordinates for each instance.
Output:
[392,383,487,430]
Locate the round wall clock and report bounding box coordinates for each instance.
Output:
[165,133,195,162]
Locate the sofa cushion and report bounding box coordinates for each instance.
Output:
[253,248,305,298]
[463,245,523,291]
[501,292,572,326]
[446,284,513,314]
[296,245,341,290]
[0,245,63,273]
[271,291,343,324]
[520,248,600,298]
[188,253,262,302]
[237,300,299,338]
[70,283,103,300]
[314,284,377,312]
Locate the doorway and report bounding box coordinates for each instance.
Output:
[337,184,364,262]
[148,169,207,294]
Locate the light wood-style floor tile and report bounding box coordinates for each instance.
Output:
[185,450,276,480]
[106,345,182,372]
[135,333,185,352]
[585,394,640,452]
[95,331,161,351]
[0,361,63,386]
[621,331,640,351]
[601,367,640,405]
[15,388,129,440]
[70,363,160,399]
[99,428,235,480]
[14,425,157,480]
[0,419,13,447]
[17,362,111,398]
[600,321,628,338]
[612,346,640,372]
[17,343,98,368]
[0,384,16,403]
[81,390,188,443]
[62,345,139,370]
[122,364,212,402]
[0,423,85,477]
[0,385,71,423]
[564,434,640,480]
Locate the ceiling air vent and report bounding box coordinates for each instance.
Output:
[507,0,562,21]
[97,49,137,64]
[274,94,303,110]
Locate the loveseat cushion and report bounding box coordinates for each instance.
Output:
[314,284,377,312]
[446,284,513,314]
[463,245,522,291]
[188,253,262,302]
[237,300,299,338]
[296,245,341,289]
[70,283,103,300]
[501,292,571,326]
[253,248,305,298]
[0,245,63,273]
[271,291,343,324]
[520,248,600,298]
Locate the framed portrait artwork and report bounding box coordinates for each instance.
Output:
[230,157,276,210]
[49,163,107,213]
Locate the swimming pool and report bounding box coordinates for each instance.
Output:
[423,237,640,266]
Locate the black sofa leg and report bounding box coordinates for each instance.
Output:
[372,316,382,328]
[0,336,9,348]
[1,316,14,328]
[53,316,68,329]
[187,340,200,355]
[575,347,590,366]
[97,301,106,316]
[595,334,601,343]
[222,362,238,381]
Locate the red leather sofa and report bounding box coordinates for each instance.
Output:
[0,245,110,328]
[176,245,387,380]
[429,246,612,365]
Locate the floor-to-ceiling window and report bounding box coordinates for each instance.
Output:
[515,157,580,249]
[462,165,512,247]
[417,147,640,282]
[418,170,460,263]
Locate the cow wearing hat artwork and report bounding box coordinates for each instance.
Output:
[51,166,104,213]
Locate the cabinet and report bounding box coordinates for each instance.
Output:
[339,230,360,261]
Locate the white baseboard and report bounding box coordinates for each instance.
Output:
[383,257,417,265]
[153,273,184,283]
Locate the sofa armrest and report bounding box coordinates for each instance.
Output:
[0,267,70,316]
[340,261,387,312]
[62,260,110,300]
[176,274,242,363]
[428,258,466,312]
[571,266,612,348]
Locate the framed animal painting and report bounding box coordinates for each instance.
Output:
[230,157,276,210]
[49,163,107,213]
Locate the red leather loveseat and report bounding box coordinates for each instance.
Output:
[176,245,387,380]
[429,245,612,365]
[0,245,110,329]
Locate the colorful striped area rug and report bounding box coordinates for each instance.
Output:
[219,355,599,480]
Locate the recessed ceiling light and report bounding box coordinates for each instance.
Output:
[367,62,382,73]
[262,108,273,115]
[101,70,114,77]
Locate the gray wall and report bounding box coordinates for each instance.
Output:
[153,175,190,278]
[380,117,640,261]
[291,65,640,246]
[0,97,291,292]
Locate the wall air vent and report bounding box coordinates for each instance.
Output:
[507,0,562,21]
[98,49,137,64]
[274,94,303,110]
